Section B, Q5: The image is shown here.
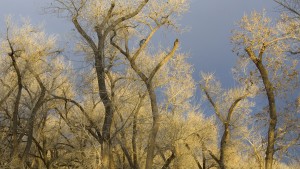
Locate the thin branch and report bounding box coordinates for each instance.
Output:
[50,94,103,142]
[200,85,224,123]
[104,0,149,36]
[274,0,300,17]
[132,26,161,61]
[110,31,130,57]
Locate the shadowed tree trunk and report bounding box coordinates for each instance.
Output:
[22,70,46,161]
[7,37,23,161]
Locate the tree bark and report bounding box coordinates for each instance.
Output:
[22,71,46,161]
[145,83,160,169]
[9,49,23,160]
[246,48,277,169]
[220,124,230,169]
[132,111,139,169]
[256,62,277,169]
[132,95,145,169]
[94,43,114,169]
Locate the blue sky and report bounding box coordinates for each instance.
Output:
[180,0,278,86]
[0,0,278,87]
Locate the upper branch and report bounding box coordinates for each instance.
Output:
[274,0,300,17]
[148,39,179,83]
[200,85,225,123]
[104,0,149,36]
[72,17,97,52]
[98,2,116,29]
[227,94,249,123]
[245,47,259,64]
[132,26,161,61]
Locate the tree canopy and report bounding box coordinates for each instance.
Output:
[0,1,299,169]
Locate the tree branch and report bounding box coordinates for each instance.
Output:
[132,26,161,61]
[148,39,179,83]
[72,17,97,52]
[104,0,149,36]
[200,85,224,123]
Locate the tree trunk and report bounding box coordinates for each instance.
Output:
[22,84,46,161]
[132,105,140,169]
[102,141,113,169]
[10,54,22,160]
[72,16,115,168]
[202,149,206,169]
[94,38,114,169]
[255,62,277,169]
[145,83,160,169]
[220,124,230,169]
[246,48,277,169]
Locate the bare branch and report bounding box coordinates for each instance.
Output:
[132,26,161,61]
[148,39,179,83]
[72,17,97,52]
[104,0,149,36]
[200,85,224,123]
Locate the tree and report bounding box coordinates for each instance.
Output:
[48,0,189,168]
[110,34,179,168]
[0,18,75,168]
[200,72,256,169]
[108,0,189,166]
[3,1,300,169]
[232,11,299,169]
[48,0,152,167]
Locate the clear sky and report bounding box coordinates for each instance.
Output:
[0,0,278,87]
[180,0,278,86]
